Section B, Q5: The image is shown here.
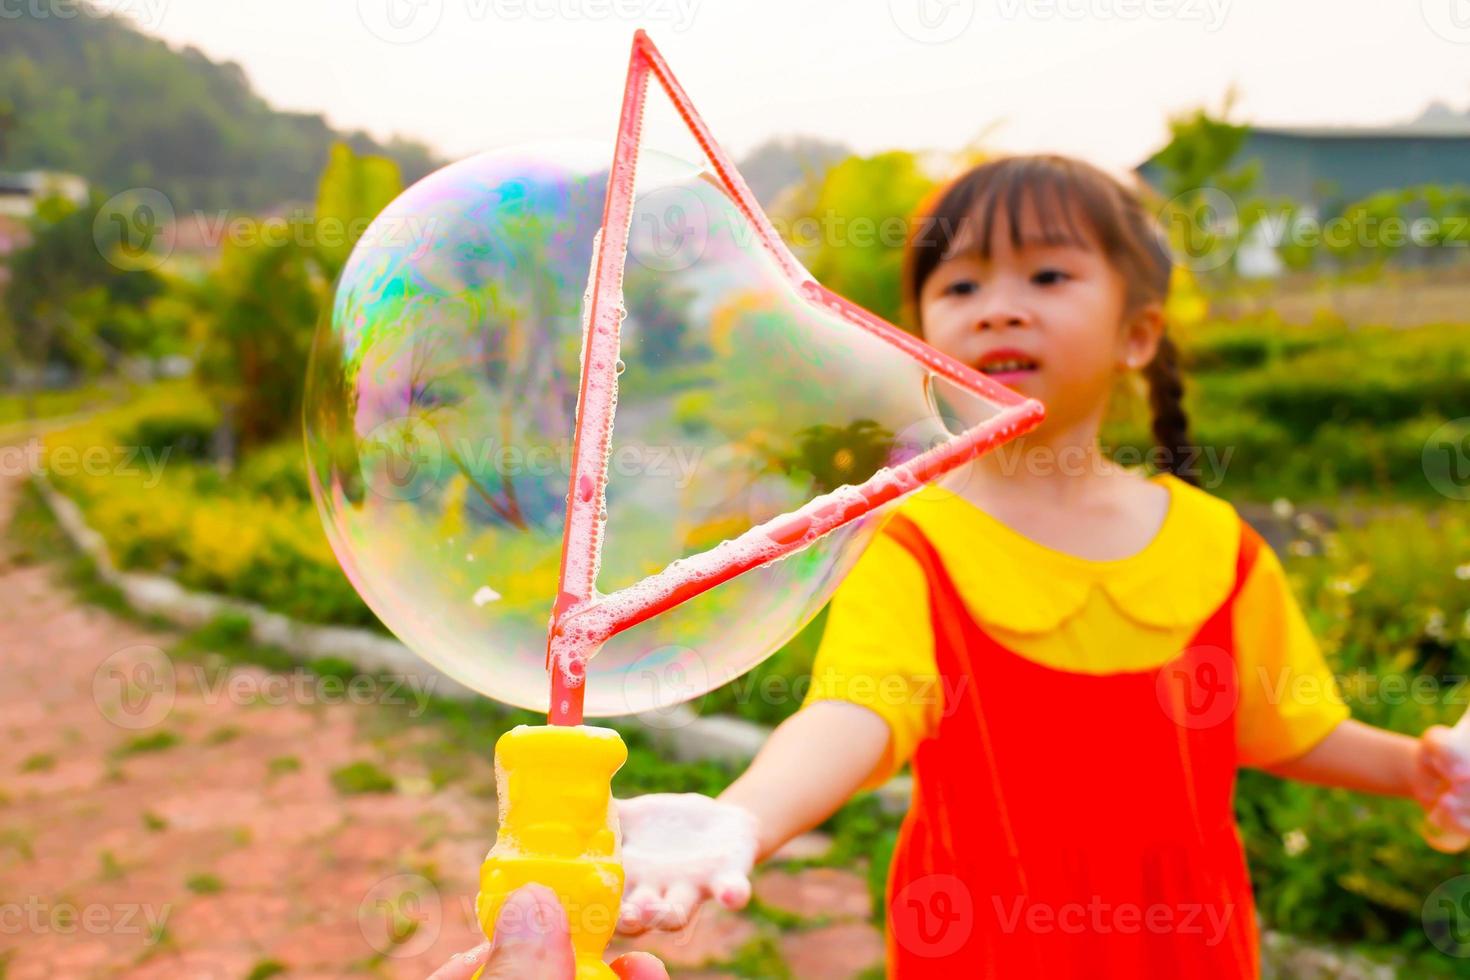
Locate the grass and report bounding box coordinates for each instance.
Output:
[722,933,793,979]
[329,760,396,795]
[0,379,126,428]
[98,850,125,881]
[19,753,55,773]
[185,872,224,894]
[204,725,240,745]
[113,730,182,757]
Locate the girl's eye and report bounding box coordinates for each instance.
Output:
[1032,268,1069,286]
[944,279,978,297]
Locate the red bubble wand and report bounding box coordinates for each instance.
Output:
[543,31,1045,726]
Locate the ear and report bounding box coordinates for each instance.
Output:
[1117,301,1165,372]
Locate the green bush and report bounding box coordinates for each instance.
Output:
[126,405,220,462]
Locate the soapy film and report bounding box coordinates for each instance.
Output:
[303,137,1034,715]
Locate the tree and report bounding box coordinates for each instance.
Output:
[2,194,164,400]
[195,144,403,455]
[777,150,936,325]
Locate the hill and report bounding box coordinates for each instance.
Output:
[0,6,440,211]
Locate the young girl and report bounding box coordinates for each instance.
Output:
[611,155,1470,977]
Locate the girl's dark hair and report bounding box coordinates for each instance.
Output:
[901,154,1196,484]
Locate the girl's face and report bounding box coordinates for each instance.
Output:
[917,200,1162,433]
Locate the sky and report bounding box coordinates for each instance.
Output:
[116,0,1470,175]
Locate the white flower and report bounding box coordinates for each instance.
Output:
[1272,498,1295,519]
[1283,829,1309,856]
[1455,563,1470,582]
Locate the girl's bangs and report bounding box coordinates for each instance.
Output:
[943,165,1102,262]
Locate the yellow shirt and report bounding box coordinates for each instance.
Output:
[803,474,1351,790]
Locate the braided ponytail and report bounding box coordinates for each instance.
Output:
[1143,332,1196,485]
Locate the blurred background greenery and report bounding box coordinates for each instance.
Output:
[3,5,1470,975]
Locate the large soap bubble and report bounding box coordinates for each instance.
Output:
[305,141,1012,716]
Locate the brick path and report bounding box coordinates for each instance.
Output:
[0,469,884,979]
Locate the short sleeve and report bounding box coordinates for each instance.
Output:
[801,529,941,790]
[1234,541,1351,769]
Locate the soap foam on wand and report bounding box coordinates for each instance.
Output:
[544,31,651,727]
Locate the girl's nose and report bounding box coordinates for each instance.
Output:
[974,309,1030,331]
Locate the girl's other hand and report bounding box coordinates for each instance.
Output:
[427,884,668,979]
[616,793,760,934]
[1415,722,1470,851]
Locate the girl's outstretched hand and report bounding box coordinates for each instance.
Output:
[1415,721,1470,852]
[428,884,668,979]
[616,793,760,934]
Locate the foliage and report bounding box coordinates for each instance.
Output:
[1231,507,1470,955]
[1,194,168,377]
[1102,318,1470,502]
[1149,95,1257,201]
[777,150,936,325]
[43,383,376,626]
[191,214,323,452]
[1146,96,1267,287]
[193,143,403,452]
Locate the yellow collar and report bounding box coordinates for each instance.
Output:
[894,474,1241,635]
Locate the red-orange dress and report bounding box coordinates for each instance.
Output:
[801,476,1350,978]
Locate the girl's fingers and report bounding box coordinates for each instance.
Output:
[611,951,671,980]
[709,870,751,910]
[656,882,702,930]
[1424,727,1470,781]
[1429,795,1470,838]
[618,885,664,935]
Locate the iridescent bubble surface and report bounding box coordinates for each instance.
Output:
[304,141,1005,716]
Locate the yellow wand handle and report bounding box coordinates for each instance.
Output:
[475,724,628,979]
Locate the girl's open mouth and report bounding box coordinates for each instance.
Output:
[976,348,1041,380]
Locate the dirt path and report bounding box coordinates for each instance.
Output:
[0,468,498,978]
[0,470,885,979]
